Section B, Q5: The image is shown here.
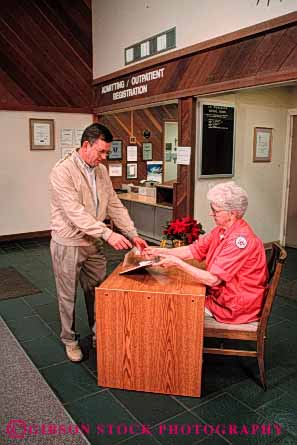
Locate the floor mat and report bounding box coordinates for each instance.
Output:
[0,316,90,444]
[0,267,40,300]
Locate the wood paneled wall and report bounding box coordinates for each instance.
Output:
[93,13,297,218]
[94,15,297,113]
[0,0,92,112]
[99,104,178,188]
[174,98,196,219]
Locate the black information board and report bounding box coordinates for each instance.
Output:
[200,104,235,176]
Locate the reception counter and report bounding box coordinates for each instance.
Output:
[118,192,172,209]
[118,192,173,242]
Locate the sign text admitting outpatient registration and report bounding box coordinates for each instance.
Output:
[101,68,165,101]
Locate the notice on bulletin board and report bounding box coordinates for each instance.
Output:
[60,129,74,147]
[177,146,191,165]
[74,129,84,147]
[61,147,73,159]
[60,128,84,149]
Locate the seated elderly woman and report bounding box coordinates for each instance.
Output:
[145,182,268,324]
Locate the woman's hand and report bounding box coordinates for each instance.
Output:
[153,253,184,269]
[132,236,148,252]
[143,246,171,258]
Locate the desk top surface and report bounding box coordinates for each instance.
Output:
[97,262,205,297]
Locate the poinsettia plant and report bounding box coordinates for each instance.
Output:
[162,216,205,245]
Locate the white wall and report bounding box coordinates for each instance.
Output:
[194,86,297,243]
[93,0,297,78]
[0,111,92,236]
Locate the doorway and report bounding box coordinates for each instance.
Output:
[163,120,178,183]
[285,114,297,248]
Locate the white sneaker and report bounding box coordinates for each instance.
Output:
[65,344,83,362]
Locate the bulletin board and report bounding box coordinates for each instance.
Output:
[199,104,235,177]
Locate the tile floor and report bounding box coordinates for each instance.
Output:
[0,239,297,445]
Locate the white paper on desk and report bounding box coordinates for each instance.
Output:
[109,164,122,176]
[139,260,154,267]
[177,146,191,165]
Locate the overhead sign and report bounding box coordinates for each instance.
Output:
[99,67,166,102]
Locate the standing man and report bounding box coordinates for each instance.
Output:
[49,123,147,362]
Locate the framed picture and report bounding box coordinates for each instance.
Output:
[147,161,162,182]
[142,142,153,161]
[109,163,122,177]
[127,145,137,161]
[108,140,122,160]
[253,127,272,162]
[29,118,55,150]
[126,163,137,179]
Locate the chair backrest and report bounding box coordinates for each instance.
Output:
[259,242,287,332]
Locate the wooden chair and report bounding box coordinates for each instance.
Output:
[203,242,287,390]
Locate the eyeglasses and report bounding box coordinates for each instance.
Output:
[90,141,110,156]
[210,206,226,215]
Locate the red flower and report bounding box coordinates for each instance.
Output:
[162,216,205,245]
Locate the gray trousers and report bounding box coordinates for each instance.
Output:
[50,239,106,345]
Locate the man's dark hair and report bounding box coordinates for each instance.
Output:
[81,123,113,146]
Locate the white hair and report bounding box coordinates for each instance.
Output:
[207,182,248,218]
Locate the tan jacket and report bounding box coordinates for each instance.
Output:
[49,151,137,246]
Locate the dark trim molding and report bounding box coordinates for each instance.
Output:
[0,230,51,243]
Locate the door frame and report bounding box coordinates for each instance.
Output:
[280,109,297,246]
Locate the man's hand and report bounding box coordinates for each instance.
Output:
[132,236,148,252]
[107,232,132,250]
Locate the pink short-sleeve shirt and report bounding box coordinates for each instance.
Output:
[189,219,268,324]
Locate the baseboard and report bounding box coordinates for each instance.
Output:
[0,230,51,243]
[286,242,297,248]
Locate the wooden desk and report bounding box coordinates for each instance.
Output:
[95,263,206,397]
